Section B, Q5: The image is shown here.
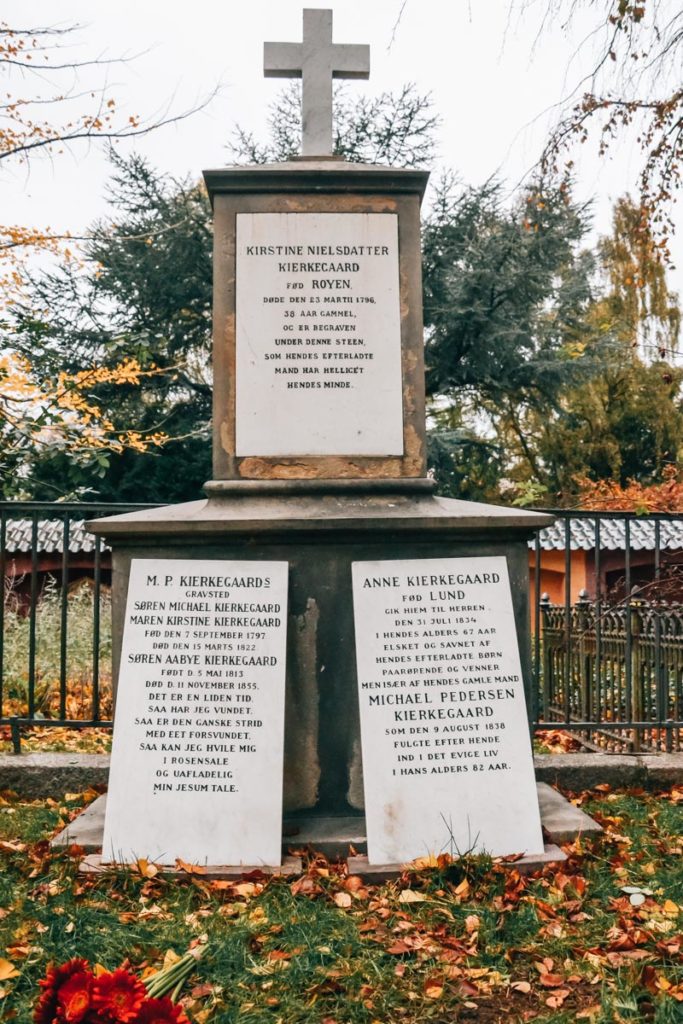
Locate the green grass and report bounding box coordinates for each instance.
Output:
[0,787,681,1023]
[1,577,112,720]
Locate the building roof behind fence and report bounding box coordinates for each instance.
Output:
[534,517,683,551]
[2,518,104,554]
[2,515,683,555]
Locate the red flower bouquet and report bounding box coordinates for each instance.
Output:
[92,970,146,1022]
[33,949,202,1024]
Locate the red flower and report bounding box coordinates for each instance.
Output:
[134,997,190,1024]
[57,971,93,1023]
[92,971,146,1023]
[34,960,92,1024]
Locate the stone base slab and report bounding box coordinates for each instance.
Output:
[0,753,109,799]
[52,783,601,859]
[79,853,302,879]
[536,781,602,843]
[347,843,567,881]
[534,752,683,790]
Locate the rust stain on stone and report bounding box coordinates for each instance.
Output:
[239,459,317,479]
[238,456,409,479]
[219,421,232,457]
[403,382,416,418]
[404,348,419,374]
[403,424,424,474]
[283,598,321,811]
[279,195,398,215]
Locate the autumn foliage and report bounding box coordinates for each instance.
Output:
[0,353,170,473]
[539,2,683,256]
[0,23,205,477]
[578,465,683,512]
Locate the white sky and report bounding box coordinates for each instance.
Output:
[1,0,681,272]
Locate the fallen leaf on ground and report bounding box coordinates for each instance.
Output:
[247,960,290,976]
[175,859,206,875]
[398,890,426,904]
[136,858,159,878]
[539,973,566,988]
[0,841,26,853]
[424,977,444,999]
[576,1006,602,1020]
[344,875,364,892]
[410,854,439,870]
[511,981,531,993]
[545,989,571,1009]
[0,960,19,982]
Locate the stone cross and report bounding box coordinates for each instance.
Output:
[264,9,370,157]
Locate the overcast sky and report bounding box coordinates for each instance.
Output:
[2,0,681,271]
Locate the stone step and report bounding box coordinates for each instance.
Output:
[52,781,601,861]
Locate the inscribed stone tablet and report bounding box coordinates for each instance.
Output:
[102,559,288,866]
[352,557,543,864]
[235,212,403,456]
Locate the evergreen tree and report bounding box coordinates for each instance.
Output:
[7,153,213,500]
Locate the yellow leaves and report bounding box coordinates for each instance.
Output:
[453,878,470,900]
[175,858,206,876]
[654,975,683,1001]
[1,350,172,458]
[333,891,352,909]
[162,949,181,971]
[135,858,159,878]
[409,853,439,870]
[397,890,427,904]
[0,960,19,982]
[246,959,290,977]
[233,882,259,899]
[248,906,268,926]
[423,975,444,999]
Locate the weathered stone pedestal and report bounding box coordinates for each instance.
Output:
[89,482,553,823]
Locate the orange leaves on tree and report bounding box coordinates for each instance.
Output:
[0,23,146,168]
[577,465,683,512]
[1,352,171,461]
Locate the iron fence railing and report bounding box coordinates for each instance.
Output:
[0,502,156,746]
[2,502,683,752]
[530,509,683,750]
[537,595,682,751]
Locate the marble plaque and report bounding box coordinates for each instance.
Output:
[352,557,544,864]
[235,212,403,457]
[102,559,288,866]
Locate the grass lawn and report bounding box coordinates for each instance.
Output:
[0,785,681,1024]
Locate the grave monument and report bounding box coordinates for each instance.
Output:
[71,8,589,875]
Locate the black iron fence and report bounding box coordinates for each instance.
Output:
[2,501,683,751]
[537,595,682,751]
[530,509,683,750]
[0,502,155,747]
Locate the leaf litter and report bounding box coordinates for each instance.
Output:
[0,785,681,1021]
